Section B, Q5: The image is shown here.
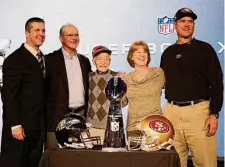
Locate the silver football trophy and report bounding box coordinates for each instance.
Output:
[104,76,127,148]
[0,39,11,85]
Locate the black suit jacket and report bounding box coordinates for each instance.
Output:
[1,44,46,131]
[46,49,92,131]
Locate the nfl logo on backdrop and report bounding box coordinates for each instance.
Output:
[158,16,174,36]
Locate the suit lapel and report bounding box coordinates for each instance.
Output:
[21,44,41,68]
[43,54,49,77]
[57,49,69,94]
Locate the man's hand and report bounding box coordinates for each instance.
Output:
[118,71,127,80]
[203,115,218,137]
[12,126,25,140]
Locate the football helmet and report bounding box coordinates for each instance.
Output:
[56,112,101,149]
[127,114,174,151]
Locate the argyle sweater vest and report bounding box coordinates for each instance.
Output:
[87,70,118,129]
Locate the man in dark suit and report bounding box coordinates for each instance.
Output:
[46,24,92,149]
[0,17,46,167]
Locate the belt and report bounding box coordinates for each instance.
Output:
[68,105,85,113]
[167,99,208,107]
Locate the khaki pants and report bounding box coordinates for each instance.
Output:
[163,101,217,167]
[89,128,105,145]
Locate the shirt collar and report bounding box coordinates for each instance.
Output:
[96,70,109,75]
[176,37,195,45]
[61,48,77,60]
[24,43,39,56]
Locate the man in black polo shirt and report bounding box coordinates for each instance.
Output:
[160,8,223,167]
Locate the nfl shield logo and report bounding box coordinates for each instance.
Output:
[158,16,174,36]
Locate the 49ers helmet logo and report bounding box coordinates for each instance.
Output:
[149,120,169,133]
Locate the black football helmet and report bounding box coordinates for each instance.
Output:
[56,113,101,149]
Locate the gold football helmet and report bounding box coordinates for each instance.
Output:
[128,114,174,151]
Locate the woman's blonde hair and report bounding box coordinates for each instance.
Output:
[127,40,151,68]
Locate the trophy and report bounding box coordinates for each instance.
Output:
[0,39,11,88]
[103,76,127,148]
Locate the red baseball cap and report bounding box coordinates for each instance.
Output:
[92,45,111,58]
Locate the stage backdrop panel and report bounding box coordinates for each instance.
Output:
[0,0,223,156]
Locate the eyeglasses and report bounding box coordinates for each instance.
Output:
[62,34,79,37]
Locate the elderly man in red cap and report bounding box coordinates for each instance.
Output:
[87,45,119,145]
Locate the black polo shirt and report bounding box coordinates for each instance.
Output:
[160,38,223,114]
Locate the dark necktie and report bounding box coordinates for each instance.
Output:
[37,52,46,78]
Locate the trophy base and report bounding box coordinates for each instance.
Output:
[102,147,127,152]
[103,114,126,148]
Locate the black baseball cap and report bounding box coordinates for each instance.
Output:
[174,8,197,21]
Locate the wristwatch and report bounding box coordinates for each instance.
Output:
[210,114,219,119]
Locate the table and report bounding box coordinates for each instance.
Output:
[39,148,180,167]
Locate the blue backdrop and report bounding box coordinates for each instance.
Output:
[0,0,224,156]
